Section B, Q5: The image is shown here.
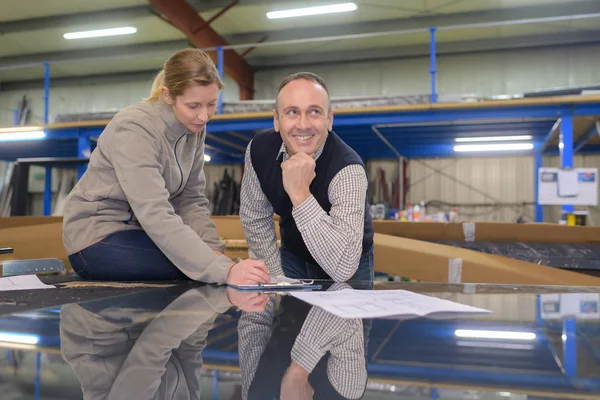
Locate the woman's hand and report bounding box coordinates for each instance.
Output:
[226,289,270,312]
[227,259,270,286]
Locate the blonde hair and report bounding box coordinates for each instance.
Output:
[146,48,224,102]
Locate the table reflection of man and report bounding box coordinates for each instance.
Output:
[238,283,368,400]
[60,285,268,400]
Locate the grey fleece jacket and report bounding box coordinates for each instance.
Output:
[62,99,234,283]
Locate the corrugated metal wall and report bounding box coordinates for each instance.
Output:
[367,155,600,224]
[2,43,600,123]
[254,43,600,99]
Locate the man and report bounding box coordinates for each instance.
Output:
[239,72,374,282]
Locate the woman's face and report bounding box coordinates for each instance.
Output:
[163,83,220,133]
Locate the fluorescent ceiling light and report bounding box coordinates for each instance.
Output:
[0,130,46,142]
[455,329,537,340]
[456,341,534,350]
[454,143,534,152]
[64,27,137,40]
[455,135,533,143]
[267,3,357,19]
[0,332,39,345]
[204,154,211,162]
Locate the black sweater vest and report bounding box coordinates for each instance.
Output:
[250,129,374,264]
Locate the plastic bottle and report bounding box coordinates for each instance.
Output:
[413,204,421,222]
[449,208,458,222]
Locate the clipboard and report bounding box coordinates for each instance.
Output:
[227,280,322,292]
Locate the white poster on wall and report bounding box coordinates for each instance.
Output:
[538,168,598,206]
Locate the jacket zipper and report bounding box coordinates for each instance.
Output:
[173,133,188,196]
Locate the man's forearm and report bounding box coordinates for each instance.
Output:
[291,165,368,281]
[244,219,283,277]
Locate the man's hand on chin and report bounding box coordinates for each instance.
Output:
[281,152,316,207]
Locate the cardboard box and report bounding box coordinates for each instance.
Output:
[373,233,600,286]
[371,220,600,243]
[0,216,276,270]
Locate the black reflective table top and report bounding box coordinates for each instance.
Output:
[0,280,599,400]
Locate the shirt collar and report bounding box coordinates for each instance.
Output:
[152,98,192,140]
[276,133,327,161]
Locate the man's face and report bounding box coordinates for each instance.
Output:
[273,79,333,157]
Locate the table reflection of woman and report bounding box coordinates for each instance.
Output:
[60,285,267,400]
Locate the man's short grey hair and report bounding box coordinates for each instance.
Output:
[274,72,332,114]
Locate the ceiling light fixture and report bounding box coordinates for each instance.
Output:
[454,135,533,143]
[63,27,137,40]
[455,329,537,340]
[454,143,534,152]
[0,128,46,142]
[0,332,39,345]
[267,3,357,19]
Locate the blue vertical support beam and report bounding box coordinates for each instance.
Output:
[43,62,50,124]
[536,294,543,327]
[563,317,577,378]
[77,130,90,179]
[43,166,52,216]
[429,27,437,104]
[13,109,19,126]
[217,46,224,114]
[34,351,41,400]
[432,387,438,400]
[534,149,543,222]
[560,113,574,213]
[212,370,219,400]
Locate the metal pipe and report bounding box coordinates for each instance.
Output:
[563,317,577,378]
[44,166,52,216]
[573,119,600,153]
[77,131,90,180]
[429,27,437,104]
[217,46,224,114]
[206,132,247,151]
[534,150,543,222]
[35,351,41,400]
[398,156,404,210]
[43,62,50,124]
[371,125,402,158]
[212,370,219,400]
[560,112,574,214]
[540,117,561,152]
[438,12,600,31]
[200,12,600,52]
[205,27,428,51]
[0,62,46,71]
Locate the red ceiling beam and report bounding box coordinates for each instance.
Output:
[148,0,254,100]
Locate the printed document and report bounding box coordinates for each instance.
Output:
[0,275,56,291]
[291,289,490,319]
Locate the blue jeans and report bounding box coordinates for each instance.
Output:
[68,230,188,281]
[280,244,374,282]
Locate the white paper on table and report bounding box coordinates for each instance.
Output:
[290,289,491,319]
[0,275,56,291]
[557,169,579,197]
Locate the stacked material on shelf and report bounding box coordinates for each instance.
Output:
[434,241,600,271]
[51,93,472,123]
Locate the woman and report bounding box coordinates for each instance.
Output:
[62,48,269,285]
